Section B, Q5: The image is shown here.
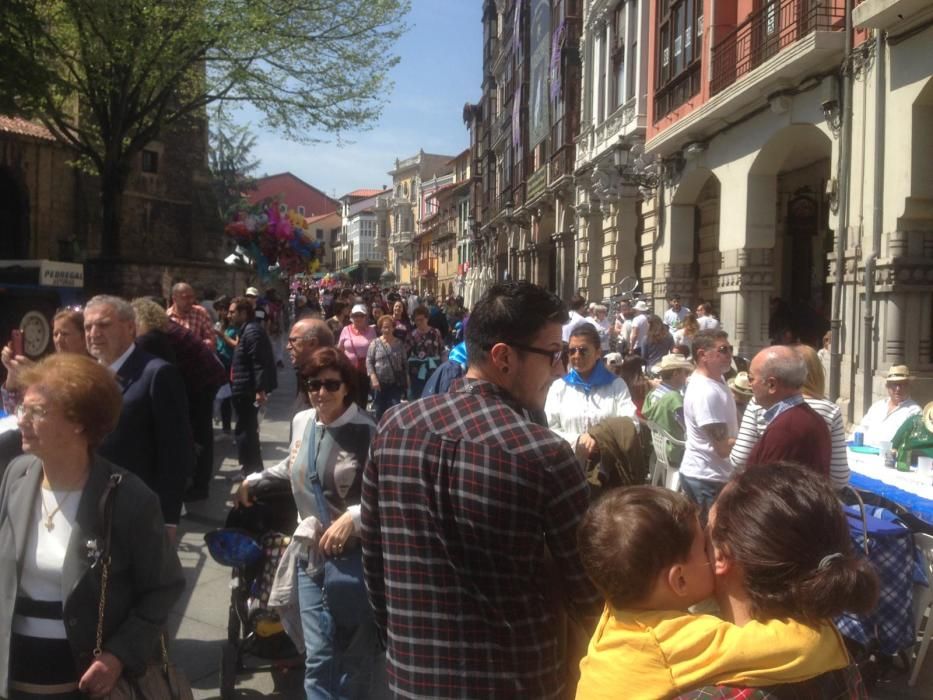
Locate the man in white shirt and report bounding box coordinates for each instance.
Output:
[696,302,720,331]
[562,294,593,344]
[628,300,650,356]
[663,295,691,331]
[679,329,738,520]
[856,365,922,447]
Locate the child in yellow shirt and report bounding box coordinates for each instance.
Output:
[574,487,850,700]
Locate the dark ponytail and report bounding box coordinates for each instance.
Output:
[711,463,879,623]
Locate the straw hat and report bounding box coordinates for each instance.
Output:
[884,365,913,383]
[728,371,754,398]
[652,353,694,375]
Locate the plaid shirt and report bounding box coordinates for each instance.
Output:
[362,378,601,699]
[167,303,214,347]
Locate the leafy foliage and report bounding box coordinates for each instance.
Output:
[209,118,260,220]
[1,0,409,255]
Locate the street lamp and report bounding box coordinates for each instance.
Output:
[613,140,660,192]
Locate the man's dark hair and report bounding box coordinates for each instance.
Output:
[230,296,255,320]
[568,294,587,312]
[692,329,729,355]
[569,324,601,350]
[466,281,568,365]
[332,300,348,317]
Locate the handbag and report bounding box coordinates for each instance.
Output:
[307,449,372,630]
[96,474,194,700]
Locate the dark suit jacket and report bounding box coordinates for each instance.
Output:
[98,347,194,524]
[230,319,277,398]
[0,455,184,694]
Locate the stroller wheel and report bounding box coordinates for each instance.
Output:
[219,641,238,699]
[227,603,241,645]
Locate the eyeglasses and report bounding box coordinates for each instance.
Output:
[16,404,49,424]
[715,344,733,355]
[304,378,343,393]
[493,342,563,367]
[567,346,592,357]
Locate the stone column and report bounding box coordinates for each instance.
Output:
[600,195,639,298]
[717,248,775,358]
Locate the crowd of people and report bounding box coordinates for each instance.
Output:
[0,276,927,699]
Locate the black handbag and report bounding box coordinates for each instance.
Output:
[96,474,193,700]
[308,449,372,630]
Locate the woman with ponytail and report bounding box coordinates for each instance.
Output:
[685,462,880,698]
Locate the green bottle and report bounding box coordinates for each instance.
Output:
[896,446,911,472]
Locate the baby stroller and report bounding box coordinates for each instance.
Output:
[205,479,303,699]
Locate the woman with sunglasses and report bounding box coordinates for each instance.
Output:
[545,325,637,478]
[237,347,383,698]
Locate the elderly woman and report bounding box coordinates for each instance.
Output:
[0,354,184,699]
[237,347,382,698]
[2,308,90,415]
[338,304,376,407]
[546,325,637,469]
[407,305,444,400]
[366,315,409,421]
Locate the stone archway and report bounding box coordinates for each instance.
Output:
[747,124,832,346]
[662,167,721,312]
[0,167,29,259]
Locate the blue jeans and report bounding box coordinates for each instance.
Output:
[680,475,728,524]
[297,562,387,700]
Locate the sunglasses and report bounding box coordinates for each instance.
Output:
[304,378,343,393]
[715,344,733,355]
[567,347,592,357]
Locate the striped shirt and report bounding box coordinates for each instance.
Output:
[731,397,849,488]
[361,378,601,699]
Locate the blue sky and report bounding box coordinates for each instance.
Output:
[233,0,482,199]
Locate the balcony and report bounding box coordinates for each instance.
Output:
[853,0,928,30]
[711,0,846,96]
[390,230,412,246]
[648,0,845,156]
[654,62,701,121]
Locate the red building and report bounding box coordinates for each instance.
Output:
[248,172,339,218]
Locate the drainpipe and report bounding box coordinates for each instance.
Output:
[829,0,854,402]
[863,29,885,415]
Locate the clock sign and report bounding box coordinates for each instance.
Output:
[20,311,50,358]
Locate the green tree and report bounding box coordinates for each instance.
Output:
[2,0,408,257]
[208,119,260,220]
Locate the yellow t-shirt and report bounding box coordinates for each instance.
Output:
[575,606,849,700]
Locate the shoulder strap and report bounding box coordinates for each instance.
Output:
[94,472,122,657]
[306,427,332,529]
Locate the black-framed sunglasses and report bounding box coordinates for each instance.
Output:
[567,346,591,357]
[304,378,343,393]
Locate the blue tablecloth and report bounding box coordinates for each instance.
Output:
[849,470,933,525]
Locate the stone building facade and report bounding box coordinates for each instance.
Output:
[0,113,241,299]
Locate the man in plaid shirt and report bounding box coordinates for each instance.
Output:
[362,281,601,699]
[167,281,215,348]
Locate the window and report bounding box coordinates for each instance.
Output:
[297,206,305,215]
[612,4,627,110]
[279,203,287,214]
[141,150,158,173]
[316,228,324,240]
[655,0,703,117]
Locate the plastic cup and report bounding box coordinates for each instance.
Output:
[919,456,933,479]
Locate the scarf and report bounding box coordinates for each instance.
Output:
[449,342,468,368]
[564,361,617,396]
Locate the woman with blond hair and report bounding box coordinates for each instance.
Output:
[0,354,183,698]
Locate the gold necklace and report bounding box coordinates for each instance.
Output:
[39,488,77,532]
